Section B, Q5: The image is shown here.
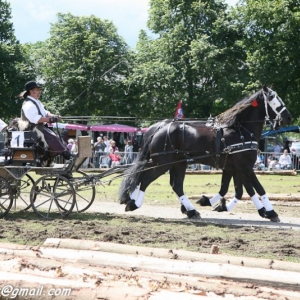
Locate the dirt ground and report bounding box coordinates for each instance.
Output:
[2,196,300,262]
[2,195,300,299]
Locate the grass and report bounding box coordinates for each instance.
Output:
[94,172,300,205]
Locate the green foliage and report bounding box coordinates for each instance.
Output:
[129,0,247,118]
[234,0,300,120]
[0,0,33,120]
[1,0,300,123]
[36,13,133,118]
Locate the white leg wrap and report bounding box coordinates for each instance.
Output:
[226,197,239,212]
[251,194,263,210]
[210,193,222,206]
[260,194,273,211]
[135,191,145,208]
[178,195,194,211]
[130,187,139,200]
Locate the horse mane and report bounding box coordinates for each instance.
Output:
[215,89,264,127]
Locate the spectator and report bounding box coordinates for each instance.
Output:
[109,140,118,153]
[67,139,74,152]
[268,153,279,171]
[94,136,105,167]
[279,149,292,169]
[124,140,134,164]
[254,149,265,171]
[71,140,78,156]
[109,150,122,167]
[273,143,281,158]
[103,136,110,153]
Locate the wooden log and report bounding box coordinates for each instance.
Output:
[43,238,300,273]
[0,254,297,300]
[0,242,300,298]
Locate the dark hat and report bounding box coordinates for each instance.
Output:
[24,81,42,91]
[18,81,42,99]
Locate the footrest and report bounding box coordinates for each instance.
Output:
[10,148,35,161]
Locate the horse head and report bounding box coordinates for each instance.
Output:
[261,86,292,129]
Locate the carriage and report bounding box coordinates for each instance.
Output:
[0,134,126,219]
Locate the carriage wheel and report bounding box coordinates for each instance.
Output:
[0,176,13,218]
[13,174,35,211]
[30,175,76,219]
[70,171,96,212]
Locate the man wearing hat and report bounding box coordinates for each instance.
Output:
[20,81,70,163]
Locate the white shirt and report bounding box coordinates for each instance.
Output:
[0,119,7,132]
[256,154,262,164]
[22,96,50,124]
[104,140,110,153]
[279,153,291,165]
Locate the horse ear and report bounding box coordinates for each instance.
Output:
[262,84,268,93]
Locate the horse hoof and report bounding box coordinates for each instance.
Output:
[181,205,187,214]
[125,200,138,212]
[212,198,227,212]
[270,216,281,222]
[196,195,211,206]
[258,207,267,218]
[265,210,281,222]
[187,210,201,219]
[120,193,131,204]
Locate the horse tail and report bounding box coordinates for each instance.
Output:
[119,122,165,204]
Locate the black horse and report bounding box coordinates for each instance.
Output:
[119,87,292,220]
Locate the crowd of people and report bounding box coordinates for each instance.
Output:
[63,137,297,170]
[255,143,294,171]
[65,136,137,168]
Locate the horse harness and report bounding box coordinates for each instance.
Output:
[150,120,258,170]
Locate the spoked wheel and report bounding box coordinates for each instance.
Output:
[0,176,13,218]
[70,171,96,212]
[30,175,76,219]
[13,174,35,211]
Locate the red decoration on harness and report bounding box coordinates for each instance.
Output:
[251,100,258,107]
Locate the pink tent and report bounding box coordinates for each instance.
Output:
[141,127,148,133]
[65,124,90,131]
[90,123,139,133]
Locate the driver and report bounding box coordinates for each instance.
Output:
[20,81,70,161]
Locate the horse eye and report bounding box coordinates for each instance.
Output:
[269,94,275,100]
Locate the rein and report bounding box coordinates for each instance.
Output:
[104,138,260,185]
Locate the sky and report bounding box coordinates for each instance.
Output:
[8,0,238,49]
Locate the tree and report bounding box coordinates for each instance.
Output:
[129,0,247,119]
[0,0,32,119]
[234,0,300,120]
[37,13,133,118]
